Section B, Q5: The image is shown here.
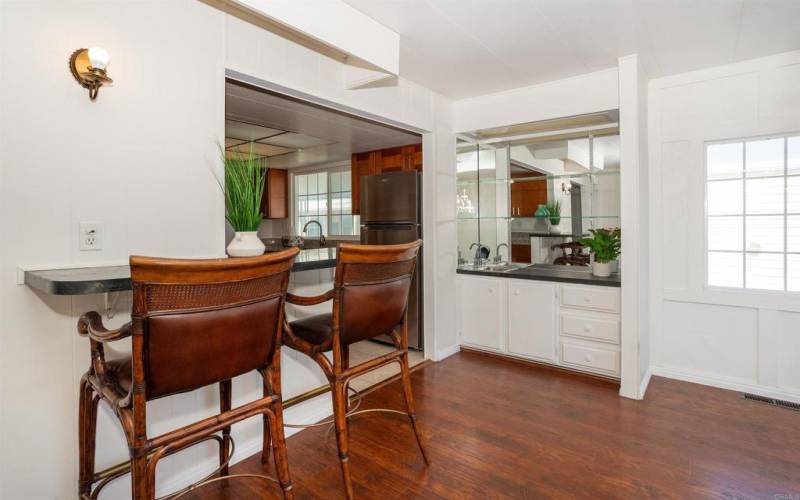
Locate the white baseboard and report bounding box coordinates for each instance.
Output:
[154,392,333,497]
[638,366,653,399]
[436,344,461,361]
[652,366,800,404]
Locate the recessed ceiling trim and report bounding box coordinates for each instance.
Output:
[205,0,399,75]
[476,122,620,146]
[226,70,427,135]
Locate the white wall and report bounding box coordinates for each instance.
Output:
[454,67,619,133]
[648,50,800,403]
[0,2,456,498]
[617,54,650,399]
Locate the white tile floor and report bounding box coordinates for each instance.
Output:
[347,340,425,393]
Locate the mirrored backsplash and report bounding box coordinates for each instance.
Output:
[456,114,621,268]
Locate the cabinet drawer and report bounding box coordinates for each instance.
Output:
[560,314,619,344]
[560,285,620,313]
[560,342,619,375]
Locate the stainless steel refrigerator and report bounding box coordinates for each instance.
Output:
[360,170,422,350]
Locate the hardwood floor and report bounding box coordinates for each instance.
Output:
[187,351,800,499]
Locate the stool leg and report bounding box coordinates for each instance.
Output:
[261,371,272,465]
[332,380,355,499]
[78,376,98,498]
[342,345,351,412]
[219,379,232,475]
[268,403,294,499]
[131,455,150,500]
[400,354,429,465]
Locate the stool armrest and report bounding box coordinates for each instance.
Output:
[78,311,132,343]
[286,289,335,306]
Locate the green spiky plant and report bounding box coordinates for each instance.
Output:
[579,227,621,263]
[545,199,561,226]
[219,143,266,231]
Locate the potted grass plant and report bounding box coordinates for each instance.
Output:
[220,144,267,257]
[545,199,561,234]
[579,227,621,277]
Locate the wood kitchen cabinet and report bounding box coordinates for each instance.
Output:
[510,175,547,217]
[261,168,288,219]
[511,244,531,263]
[351,143,422,214]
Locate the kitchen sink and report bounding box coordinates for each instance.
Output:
[460,262,531,273]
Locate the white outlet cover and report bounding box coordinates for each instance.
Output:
[79,222,103,251]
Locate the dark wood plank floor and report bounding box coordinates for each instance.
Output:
[187,351,800,499]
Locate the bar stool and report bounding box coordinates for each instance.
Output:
[77,248,298,500]
[283,240,429,499]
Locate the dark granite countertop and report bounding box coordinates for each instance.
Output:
[457,264,620,287]
[24,248,337,296]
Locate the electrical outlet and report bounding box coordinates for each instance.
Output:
[79,222,103,251]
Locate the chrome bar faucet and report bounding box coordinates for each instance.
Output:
[494,243,508,264]
[469,242,488,265]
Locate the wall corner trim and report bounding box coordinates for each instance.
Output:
[436,344,462,362]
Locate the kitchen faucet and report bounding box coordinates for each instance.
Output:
[301,219,326,247]
[469,242,488,264]
[494,243,508,264]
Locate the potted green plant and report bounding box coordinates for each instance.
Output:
[579,228,621,277]
[219,144,267,257]
[545,199,561,233]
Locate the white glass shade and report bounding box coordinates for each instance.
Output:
[87,47,109,70]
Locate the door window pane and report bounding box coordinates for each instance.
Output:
[707,142,742,180]
[746,215,784,252]
[343,215,354,235]
[330,215,341,236]
[746,177,784,214]
[746,252,784,290]
[708,180,743,215]
[708,216,742,251]
[788,254,800,292]
[788,176,800,213]
[708,252,743,288]
[746,138,784,177]
[787,215,800,253]
[789,137,800,175]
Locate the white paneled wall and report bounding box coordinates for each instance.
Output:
[648,50,800,402]
[0,1,456,498]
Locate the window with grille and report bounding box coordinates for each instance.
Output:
[294,168,359,237]
[706,135,800,291]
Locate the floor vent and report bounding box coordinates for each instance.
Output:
[743,393,800,411]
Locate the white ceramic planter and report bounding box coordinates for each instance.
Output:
[227,231,265,257]
[592,260,611,277]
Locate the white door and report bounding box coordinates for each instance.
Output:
[507,280,556,362]
[457,275,505,351]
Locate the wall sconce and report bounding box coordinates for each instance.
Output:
[69,47,112,100]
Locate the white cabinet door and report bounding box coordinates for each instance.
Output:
[507,280,556,362]
[457,275,505,351]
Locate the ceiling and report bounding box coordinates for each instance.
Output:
[343,0,800,99]
[225,81,421,168]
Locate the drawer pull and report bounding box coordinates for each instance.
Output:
[488,287,494,294]
[584,354,593,362]
[583,326,591,333]
[583,297,591,303]
[513,290,520,296]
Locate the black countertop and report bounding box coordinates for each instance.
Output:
[457,264,620,287]
[24,248,337,296]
